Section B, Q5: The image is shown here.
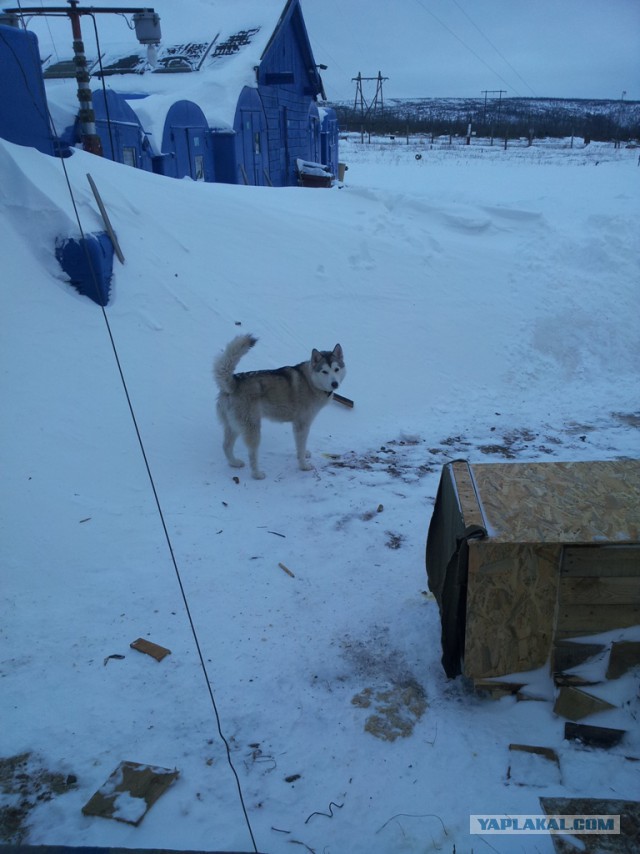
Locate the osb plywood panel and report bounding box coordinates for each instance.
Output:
[464,542,559,678]
[541,797,640,854]
[469,460,640,544]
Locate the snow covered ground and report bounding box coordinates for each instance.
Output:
[1,134,639,853]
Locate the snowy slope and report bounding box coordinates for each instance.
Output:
[1,135,639,853]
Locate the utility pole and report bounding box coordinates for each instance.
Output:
[352,71,389,122]
[616,89,627,148]
[481,89,506,144]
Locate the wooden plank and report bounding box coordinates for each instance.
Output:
[553,686,616,720]
[130,638,171,661]
[555,604,640,638]
[554,674,600,688]
[606,641,640,679]
[561,545,640,577]
[509,743,559,765]
[552,640,606,673]
[452,460,486,531]
[86,173,125,264]
[558,576,640,605]
[564,722,626,748]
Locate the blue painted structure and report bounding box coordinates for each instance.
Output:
[0,24,56,155]
[92,89,155,171]
[161,100,215,181]
[55,232,115,306]
[210,130,237,184]
[233,86,269,185]
[1,0,337,188]
[320,107,339,178]
[84,0,330,187]
[255,0,327,186]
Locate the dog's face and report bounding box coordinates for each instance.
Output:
[311,344,346,393]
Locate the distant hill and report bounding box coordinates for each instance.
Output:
[329,97,640,142]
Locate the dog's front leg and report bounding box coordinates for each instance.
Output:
[293,420,313,471]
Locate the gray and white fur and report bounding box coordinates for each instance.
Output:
[213,334,346,479]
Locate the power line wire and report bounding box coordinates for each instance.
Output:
[8,18,259,844]
[66,176,260,851]
[412,0,523,96]
[450,0,538,97]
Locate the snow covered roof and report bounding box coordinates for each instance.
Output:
[38,0,299,140]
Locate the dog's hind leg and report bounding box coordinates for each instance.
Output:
[242,420,266,480]
[222,423,245,469]
[218,402,245,470]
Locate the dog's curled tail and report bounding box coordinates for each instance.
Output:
[213,333,257,392]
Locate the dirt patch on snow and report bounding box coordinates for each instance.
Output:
[352,680,428,741]
[0,752,77,844]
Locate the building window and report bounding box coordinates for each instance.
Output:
[123,146,137,167]
[264,72,295,85]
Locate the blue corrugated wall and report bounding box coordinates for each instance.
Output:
[257,2,326,186]
[0,24,56,155]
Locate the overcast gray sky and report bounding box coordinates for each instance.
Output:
[302,0,640,101]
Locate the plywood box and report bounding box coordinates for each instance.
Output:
[426,460,640,681]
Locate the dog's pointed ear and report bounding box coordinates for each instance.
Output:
[311,348,322,365]
[333,344,343,360]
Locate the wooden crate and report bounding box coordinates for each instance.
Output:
[426,459,640,681]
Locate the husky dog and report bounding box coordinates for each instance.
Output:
[213,334,346,479]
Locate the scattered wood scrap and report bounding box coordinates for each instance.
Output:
[553,686,616,721]
[507,744,561,787]
[82,761,179,826]
[564,722,626,749]
[130,638,171,661]
[278,562,295,578]
[540,797,640,854]
[553,639,606,675]
[606,641,640,679]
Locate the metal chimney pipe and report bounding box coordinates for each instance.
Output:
[67,0,102,155]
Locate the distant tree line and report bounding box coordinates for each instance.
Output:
[330,98,640,144]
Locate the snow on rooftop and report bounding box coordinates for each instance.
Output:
[36,0,293,136]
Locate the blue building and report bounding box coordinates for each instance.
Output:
[320,106,340,178]
[0,22,56,156]
[92,89,155,171]
[30,0,339,186]
[254,0,329,185]
[161,100,215,181]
